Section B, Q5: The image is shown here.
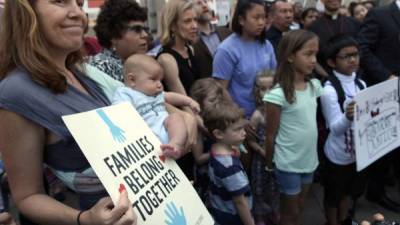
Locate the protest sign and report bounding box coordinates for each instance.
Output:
[354,78,400,171]
[63,102,214,225]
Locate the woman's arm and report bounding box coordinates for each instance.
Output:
[0,110,136,225]
[165,103,197,151]
[0,110,78,225]
[264,103,281,169]
[157,54,187,95]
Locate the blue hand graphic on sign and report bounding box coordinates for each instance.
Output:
[165,202,187,225]
[96,109,126,143]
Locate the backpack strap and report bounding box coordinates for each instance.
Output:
[328,74,366,112]
[355,77,365,90]
[328,74,346,112]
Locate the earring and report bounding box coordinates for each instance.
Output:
[169,32,176,45]
[111,45,117,52]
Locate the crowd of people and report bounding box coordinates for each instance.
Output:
[0,0,399,225]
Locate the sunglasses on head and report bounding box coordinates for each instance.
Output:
[126,24,150,34]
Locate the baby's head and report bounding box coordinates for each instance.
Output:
[254,70,274,106]
[123,54,164,96]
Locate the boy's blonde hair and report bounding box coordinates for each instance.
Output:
[203,102,245,135]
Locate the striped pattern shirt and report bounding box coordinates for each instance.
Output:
[208,150,252,225]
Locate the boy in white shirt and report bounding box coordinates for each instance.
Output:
[320,34,367,225]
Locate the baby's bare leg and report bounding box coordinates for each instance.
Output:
[161,113,187,159]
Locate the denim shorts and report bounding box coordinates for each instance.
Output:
[274,169,314,195]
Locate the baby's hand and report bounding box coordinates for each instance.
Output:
[188,100,200,114]
[161,144,182,159]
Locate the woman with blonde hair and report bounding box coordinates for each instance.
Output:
[0,1,136,224]
[157,0,200,180]
[157,0,199,96]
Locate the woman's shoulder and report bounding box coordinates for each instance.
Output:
[0,69,38,97]
[218,33,240,49]
[157,51,178,66]
[157,46,181,61]
[0,68,55,114]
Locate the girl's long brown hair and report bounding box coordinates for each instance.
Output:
[274,30,317,104]
[0,0,83,93]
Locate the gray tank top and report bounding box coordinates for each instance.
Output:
[0,67,110,172]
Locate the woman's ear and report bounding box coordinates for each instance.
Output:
[171,23,177,33]
[110,38,118,51]
[238,15,245,27]
[287,55,294,63]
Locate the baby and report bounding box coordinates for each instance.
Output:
[112,54,199,158]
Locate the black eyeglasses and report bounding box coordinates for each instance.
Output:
[336,52,360,61]
[126,25,150,34]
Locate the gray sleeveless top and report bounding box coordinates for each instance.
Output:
[0,67,110,193]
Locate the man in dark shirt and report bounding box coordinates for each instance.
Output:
[308,0,359,76]
[266,0,294,51]
[358,0,400,213]
[192,0,230,78]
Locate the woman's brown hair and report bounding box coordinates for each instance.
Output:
[0,0,84,93]
[274,30,317,104]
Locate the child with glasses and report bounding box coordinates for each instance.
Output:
[320,34,367,225]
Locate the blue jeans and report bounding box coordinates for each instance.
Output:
[275,169,314,195]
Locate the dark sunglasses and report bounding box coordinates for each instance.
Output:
[126,25,150,34]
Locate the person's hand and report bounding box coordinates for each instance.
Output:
[188,100,200,114]
[0,212,17,225]
[265,157,273,170]
[388,74,397,80]
[345,101,356,121]
[195,115,208,133]
[82,190,137,225]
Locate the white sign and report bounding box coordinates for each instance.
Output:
[63,103,214,225]
[354,78,400,171]
[215,0,231,26]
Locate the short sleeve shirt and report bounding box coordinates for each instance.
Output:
[212,33,277,118]
[112,87,169,144]
[208,150,252,223]
[263,79,323,172]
